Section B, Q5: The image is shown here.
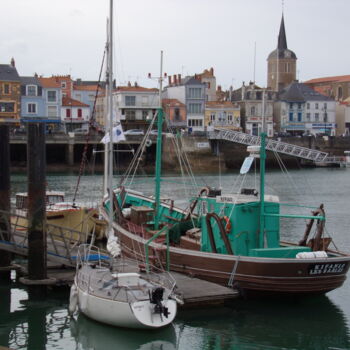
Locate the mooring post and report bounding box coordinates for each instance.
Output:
[27,123,47,280]
[0,124,12,281]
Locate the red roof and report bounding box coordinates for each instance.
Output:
[74,85,100,91]
[38,77,61,88]
[162,98,185,107]
[62,96,89,107]
[305,75,350,84]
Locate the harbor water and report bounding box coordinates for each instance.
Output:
[1,167,350,350]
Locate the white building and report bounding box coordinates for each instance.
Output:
[278,82,336,135]
[61,96,90,132]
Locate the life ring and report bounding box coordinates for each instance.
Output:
[146,139,152,147]
[222,216,232,233]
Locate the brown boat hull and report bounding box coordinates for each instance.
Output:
[115,223,350,295]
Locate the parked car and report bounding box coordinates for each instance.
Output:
[72,128,88,135]
[124,129,144,136]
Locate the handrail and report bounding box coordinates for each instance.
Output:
[144,225,170,273]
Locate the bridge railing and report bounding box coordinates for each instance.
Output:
[0,210,90,267]
[209,128,329,162]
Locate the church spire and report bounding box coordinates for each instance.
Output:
[277,14,287,50]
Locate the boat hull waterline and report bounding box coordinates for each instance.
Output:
[108,190,350,295]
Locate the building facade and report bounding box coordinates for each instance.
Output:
[205,101,240,131]
[277,82,336,135]
[61,96,90,132]
[304,75,350,102]
[20,76,45,122]
[267,15,297,91]
[0,59,21,123]
[162,98,186,130]
[196,68,217,102]
[232,82,275,137]
[38,77,62,131]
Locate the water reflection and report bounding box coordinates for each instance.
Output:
[70,314,176,350]
[177,296,350,350]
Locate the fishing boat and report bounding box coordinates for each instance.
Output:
[70,0,178,329]
[103,85,350,296]
[12,190,102,241]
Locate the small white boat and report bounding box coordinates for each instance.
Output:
[70,244,178,329]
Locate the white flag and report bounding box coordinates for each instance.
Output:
[100,124,126,144]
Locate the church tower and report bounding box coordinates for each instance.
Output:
[267,14,297,91]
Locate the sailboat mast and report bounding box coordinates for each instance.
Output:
[107,0,114,233]
[154,51,164,230]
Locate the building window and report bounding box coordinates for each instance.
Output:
[307,103,310,109]
[66,109,71,118]
[3,84,10,94]
[188,103,201,114]
[89,94,95,102]
[289,112,293,121]
[306,113,311,120]
[210,113,216,121]
[323,113,328,122]
[188,88,202,99]
[141,96,148,106]
[61,82,66,89]
[250,106,256,115]
[228,114,233,122]
[125,110,136,120]
[27,103,37,114]
[125,96,136,106]
[48,106,58,117]
[323,103,327,109]
[0,102,14,112]
[315,113,319,121]
[78,109,82,118]
[315,103,319,110]
[27,85,37,96]
[298,103,302,109]
[174,108,180,121]
[47,90,57,102]
[338,86,343,99]
[142,110,149,120]
[298,112,302,122]
[75,94,82,101]
[188,119,203,127]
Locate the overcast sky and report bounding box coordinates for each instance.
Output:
[1,0,349,90]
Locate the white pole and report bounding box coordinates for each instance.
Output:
[108,0,114,233]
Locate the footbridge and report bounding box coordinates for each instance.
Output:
[0,210,91,268]
[209,128,329,162]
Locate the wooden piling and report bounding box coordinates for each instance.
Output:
[27,123,47,280]
[0,125,12,281]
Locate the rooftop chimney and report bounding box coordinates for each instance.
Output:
[134,81,138,87]
[178,74,181,84]
[10,57,15,67]
[173,74,177,85]
[128,81,131,87]
[210,67,214,75]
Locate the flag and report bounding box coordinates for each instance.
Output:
[100,123,126,144]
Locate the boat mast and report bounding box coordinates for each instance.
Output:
[259,89,266,247]
[103,18,110,197]
[107,0,114,233]
[154,51,164,230]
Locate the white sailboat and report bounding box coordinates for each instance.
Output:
[69,0,178,329]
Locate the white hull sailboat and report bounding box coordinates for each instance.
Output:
[70,0,178,329]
